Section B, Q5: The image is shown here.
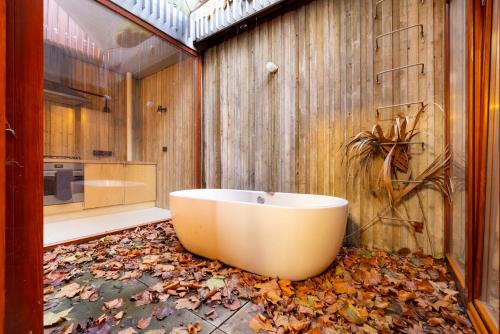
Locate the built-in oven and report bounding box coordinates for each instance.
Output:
[43,162,84,205]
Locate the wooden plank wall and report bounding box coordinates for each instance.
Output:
[44,45,127,161]
[202,0,445,254]
[137,58,197,209]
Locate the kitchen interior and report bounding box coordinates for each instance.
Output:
[43,0,197,246]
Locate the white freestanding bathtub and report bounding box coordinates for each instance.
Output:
[169,189,348,281]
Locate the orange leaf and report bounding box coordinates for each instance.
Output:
[249,314,273,333]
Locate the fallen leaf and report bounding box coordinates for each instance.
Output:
[289,316,310,331]
[155,305,176,320]
[275,314,290,329]
[131,290,152,306]
[255,280,282,304]
[137,316,152,329]
[222,298,241,310]
[176,296,201,310]
[339,302,368,325]
[278,280,294,296]
[114,311,124,321]
[204,309,218,320]
[155,264,175,272]
[142,255,160,264]
[61,323,74,334]
[397,290,417,302]
[54,283,81,299]
[298,305,315,315]
[80,285,98,301]
[171,322,202,334]
[103,298,123,310]
[187,322,202,333]
[249,314,273,333]
[145,330,166,334]
[119,270,142,280]
[205,275,225,290]
[332,280,356,295]
[428,317,445,327]
[415,281,434,295]
[117,328,137,334]
[43,307,73,327]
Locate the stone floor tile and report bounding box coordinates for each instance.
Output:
[189,299,248,327]
[137,273,163,287]
[209,329,228,334]
[219,302,257,334]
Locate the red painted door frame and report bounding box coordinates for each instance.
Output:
[0,0,6,331]
[4,0,44,332]
[1,0,202,331]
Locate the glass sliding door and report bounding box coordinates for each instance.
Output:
[478,0,499,328]
[447,0,468,277]
[43,0,198,245]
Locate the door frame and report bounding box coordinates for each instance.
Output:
[2,0,202,332]
[0,0,6,331]
[4,0,44,332]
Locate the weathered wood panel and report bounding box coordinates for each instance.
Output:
[202,0,445,254]
[137,58,197,209]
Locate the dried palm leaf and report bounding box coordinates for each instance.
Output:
[381,145,397,204]
[344,104,428,180]
[393,146,452,203]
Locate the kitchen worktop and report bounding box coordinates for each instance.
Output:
[44,158,156,165]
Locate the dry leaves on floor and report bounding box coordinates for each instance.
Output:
[43,221,473,333]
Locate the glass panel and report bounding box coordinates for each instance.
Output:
[43,0,197,243]
[448,0,468,275]
[480,0,499,325]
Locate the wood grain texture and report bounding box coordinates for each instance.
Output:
[137,58,197,209]
[124,164,157,204]
[84,163,125,209]
[5,0,44,331]
[202,0,446,254]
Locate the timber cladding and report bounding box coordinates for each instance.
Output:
[137,58,197,209]
[202,0,445,254]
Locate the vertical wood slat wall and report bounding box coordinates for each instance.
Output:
[138,58,197,209]
[202,0,445,254]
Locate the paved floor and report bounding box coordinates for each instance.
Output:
[46,271,257,333]
[43,222,473,334]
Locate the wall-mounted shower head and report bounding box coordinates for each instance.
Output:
[103,95,111,113]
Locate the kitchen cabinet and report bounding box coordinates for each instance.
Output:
[83,162,157,209]
[84,163,125,209]
[124,164,156,204]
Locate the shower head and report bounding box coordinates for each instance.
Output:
[102,95,111,113]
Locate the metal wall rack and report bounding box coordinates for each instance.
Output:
[375,101,424,118]
[376,63,425,84]
[375,24,424,49]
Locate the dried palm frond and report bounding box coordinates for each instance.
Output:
[344,104,427,181]
[381,145,398,204]
[344,102,451,249]
[392,146,452,203]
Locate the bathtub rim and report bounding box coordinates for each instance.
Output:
[169,188,349,210]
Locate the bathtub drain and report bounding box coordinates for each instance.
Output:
[257,196,265,204]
